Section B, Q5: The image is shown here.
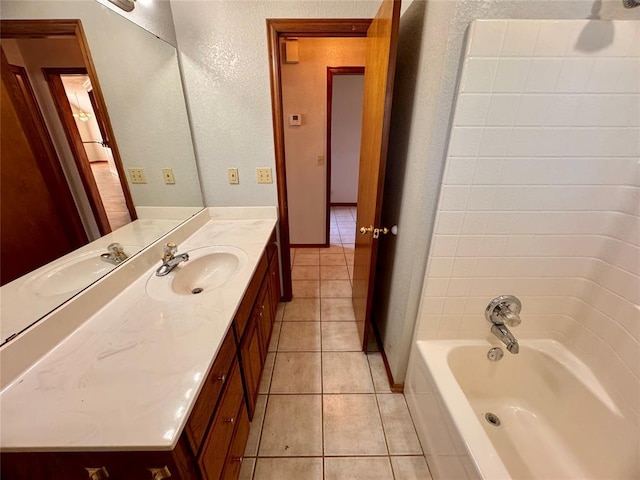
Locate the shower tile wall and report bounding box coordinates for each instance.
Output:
[416,20,639,417]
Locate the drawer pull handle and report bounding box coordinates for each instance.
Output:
[224,417,235,425]
[85,467,109,479]
[148,466,172,479]
[216,373,226,383]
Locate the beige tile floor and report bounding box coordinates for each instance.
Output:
[240,207,432,480]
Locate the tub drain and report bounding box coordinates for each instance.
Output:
[191,287,204,294]
[485,412,501,426]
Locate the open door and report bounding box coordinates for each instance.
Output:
[352,0,401,349]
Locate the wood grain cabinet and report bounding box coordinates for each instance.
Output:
[1,233,281,480]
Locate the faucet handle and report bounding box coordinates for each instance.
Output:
[485,295,522,326]
[163,242,177,260]
[501,309,521,327]
[107,242,124,255]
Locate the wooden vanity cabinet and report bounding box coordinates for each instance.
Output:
[0,236,281,480]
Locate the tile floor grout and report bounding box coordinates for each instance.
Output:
[240,207,431,479]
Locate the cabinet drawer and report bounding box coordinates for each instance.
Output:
[234,252,268,337]
[221,404,250,480]
[198,360,244,480]
[185,328,236,455]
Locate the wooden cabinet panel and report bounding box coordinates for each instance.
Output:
[221,404,250,480]
[233,253,268,337]
[238,310,263,420]
[198,360,244,480]
[268,247,280,321]
[185,327,237,455]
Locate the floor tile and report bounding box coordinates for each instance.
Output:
[323,352,374,393]
[292,265,319,280]
[345,253,354,266]
[293,254,320,266]
[253,457,323,480]
[292,280,319,298]
[282,298,320,321]
[320,255,347,266]
[377,394,423,455]
[238,457,256,480]
[268,322,281,352]
[321,245,345,254]
[321,298,356,321]
[320,265,350,280]
[321,280,352,298]
[270,352,321,394]
[323,394,387,456]
[367,352,392,393]
[278,322,321,351]
[324,457,394,480]
[244,394,267,456]
[259,352,275,394]
[274,303,285,322]
[259,395,323,456]
[296,248,320,254]
[321,323,361,351]
[391,456,432,480]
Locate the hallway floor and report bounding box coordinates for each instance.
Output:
[90,161,131,231]
[240,207,431,479]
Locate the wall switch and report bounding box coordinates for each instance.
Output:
[162,168,175,184]
[317,155,324,166]
[256,167,273,184]
[129,168,147,184]
[228,167,239,184]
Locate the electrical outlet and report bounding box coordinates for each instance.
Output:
[317,155,324,166]
[129,168,147,184]
[162,168,175,184]
[256,167,273,184]
[228,167,239,184]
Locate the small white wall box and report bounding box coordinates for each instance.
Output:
[284,39,299,63]
[289,114,302,126]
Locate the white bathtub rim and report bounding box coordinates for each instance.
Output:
[416,338,627,480]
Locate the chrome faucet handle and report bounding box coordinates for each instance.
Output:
[107,242,124,255]
[485,295,522,326]
[163,242,177,261]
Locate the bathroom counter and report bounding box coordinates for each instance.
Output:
[0,207,277,452]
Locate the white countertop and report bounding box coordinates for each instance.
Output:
[0,208,277,451]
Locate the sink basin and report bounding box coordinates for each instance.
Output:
[145,246,248,301]
[21,246,141,298]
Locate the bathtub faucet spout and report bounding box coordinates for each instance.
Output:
[491,324,519,354]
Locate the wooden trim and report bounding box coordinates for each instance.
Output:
[0,19,78,38]
[43,67,112,235]
[4,58,88,249]
[326,66,364,245]
[72,20,136,223]
[330,202,358,207]
[290,243,328,248]
[370,317,404,393]
[267,19,371,303]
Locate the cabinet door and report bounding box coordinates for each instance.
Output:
[221,404,250,480]
[256,279,273,361]
[239,312,263,419]
[268,249,280,322]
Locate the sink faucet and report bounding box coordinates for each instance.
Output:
[155,242,189,276]
[485,295,521,354]
[100,243,128,265]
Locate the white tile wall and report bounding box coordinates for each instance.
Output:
[416,20,640,417]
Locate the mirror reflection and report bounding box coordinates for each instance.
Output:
[0,1,204,344]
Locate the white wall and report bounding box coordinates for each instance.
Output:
[414,18,639,418]
[282,38,366,245]
[377,0,640,384]
[170,1,380,208]
[331,74,363,205]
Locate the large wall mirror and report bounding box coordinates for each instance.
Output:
[0,1,204,345]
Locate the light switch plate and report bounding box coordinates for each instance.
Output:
[228,167,239,184]
[129,168,147,184]
[256,167,273,184]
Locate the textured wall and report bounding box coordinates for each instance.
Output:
[415,19,639,417]
[282,38,366,245]
[170,1,380,208]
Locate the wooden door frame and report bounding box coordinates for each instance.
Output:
[0,19,137,235]
[266,19,371,301]
[326,66,365,246]
[44,67,111,235]
[2,55,88,250]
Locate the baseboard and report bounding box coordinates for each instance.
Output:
[330,202,357,207]
[290,243,328,248]
[370,320,404,393]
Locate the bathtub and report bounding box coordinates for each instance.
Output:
[405,339,639,479]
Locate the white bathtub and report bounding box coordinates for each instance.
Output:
[405,339,639,480]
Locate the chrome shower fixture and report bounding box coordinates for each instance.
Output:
[623,0,640,8]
